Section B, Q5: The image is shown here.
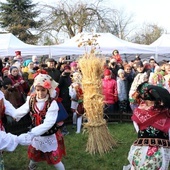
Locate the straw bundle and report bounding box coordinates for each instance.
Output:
[79,53,117,155]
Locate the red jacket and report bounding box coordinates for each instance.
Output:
[112,54,123,64]
[102,77,118,104]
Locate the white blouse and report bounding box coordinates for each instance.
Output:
[15,95,59,152]
[0,91,18,151]
[0,130,18,151]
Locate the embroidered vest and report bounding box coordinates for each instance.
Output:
[133,126,170,148]
[29,95,59,136]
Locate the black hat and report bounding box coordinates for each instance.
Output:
[137,82,170,108]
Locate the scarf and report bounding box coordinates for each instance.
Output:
[132,106,170,133]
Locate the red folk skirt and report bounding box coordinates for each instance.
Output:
[28,130,66,165]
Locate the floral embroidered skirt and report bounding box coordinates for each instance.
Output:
[28,131,66,165]
[123,145,170,170]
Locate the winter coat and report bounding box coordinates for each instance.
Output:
[117,77,128,101]
[102,77,118,104]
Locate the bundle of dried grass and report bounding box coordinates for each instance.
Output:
[79,53,117,155]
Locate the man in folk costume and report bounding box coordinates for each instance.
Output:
[13,74,66,170]
[0,85,32,170]
[124,82,170,170]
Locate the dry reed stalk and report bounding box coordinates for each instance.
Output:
[79,53,117,155]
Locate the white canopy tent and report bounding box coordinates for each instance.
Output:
[0,32,160,60]
[50,32,156,56]
[0,33,51,57]
[149,34,170,61]
[150,34,170,54]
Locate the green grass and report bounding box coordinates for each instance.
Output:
[3,122,136,170]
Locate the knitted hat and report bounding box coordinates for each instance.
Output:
[117,69,124,75]
[104,69,111,76]
[2,67,9,73]
[32,55,37,60]
[33,69,48,79]
[15,51,21,56]
[64,65,71,70]
[70,62,77,67]
[23,59,33,67]
[33,73,58,97]
[9,66,18,73]
[72,72,82,83]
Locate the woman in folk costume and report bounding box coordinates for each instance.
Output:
[14,74,66,170]
[124,82,170,170]
[69,72,84,133]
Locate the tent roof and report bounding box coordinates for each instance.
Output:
[149,34,170,54]
[0,33,33,49]
[50,32,155,56]
[0,33,50,57]
[150,34,170,46]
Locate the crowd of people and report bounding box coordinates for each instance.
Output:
[0,49,169,169]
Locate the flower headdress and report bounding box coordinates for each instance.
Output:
[33,73,58,97]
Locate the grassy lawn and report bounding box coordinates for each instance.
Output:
[3,122,136,170]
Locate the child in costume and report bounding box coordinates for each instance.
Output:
[69,72,84,133]
[14,74,66,170]
[124,82,170,170]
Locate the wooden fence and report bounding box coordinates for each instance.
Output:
[4,112,132,135]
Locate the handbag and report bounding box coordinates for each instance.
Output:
[56,102,69,122]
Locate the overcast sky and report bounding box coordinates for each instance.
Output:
[1,0,170,33]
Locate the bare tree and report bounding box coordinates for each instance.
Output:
[40,0,117,38]
[36,0,135,44]
[96,8,134,40]
[131,23,166,45]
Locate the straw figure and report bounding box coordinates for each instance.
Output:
[78,53,117,155]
